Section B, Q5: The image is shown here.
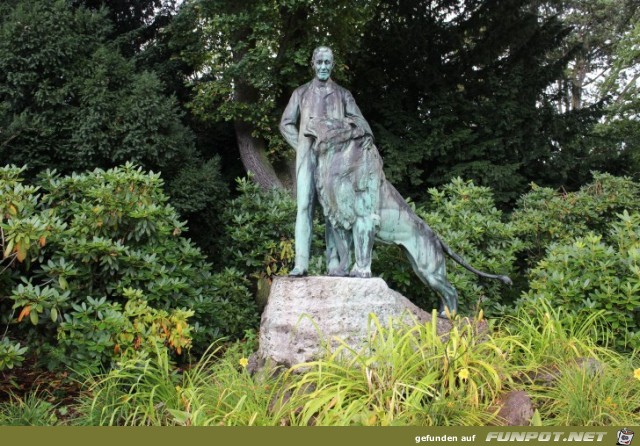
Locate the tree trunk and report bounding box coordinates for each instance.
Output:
[571,56,587,110]
[227,4,311,193]
[230,26,294,192]
[234,120,284,190]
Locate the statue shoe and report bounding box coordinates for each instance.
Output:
[289,266,308,276]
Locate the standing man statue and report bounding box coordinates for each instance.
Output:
[280,46,373,276]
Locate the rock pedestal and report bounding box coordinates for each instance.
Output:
[256,276,452,368]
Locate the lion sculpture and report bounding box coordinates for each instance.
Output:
[304,117,511,316]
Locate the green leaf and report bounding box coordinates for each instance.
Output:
[29,311,39,325]
[50,307,58,322]
[529,409,543,426]
[168,409,191,425]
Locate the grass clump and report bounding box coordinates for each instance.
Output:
[73,341,294,426]
[500,299,640,426]
[0,391,58,426]
[283,313,519,426]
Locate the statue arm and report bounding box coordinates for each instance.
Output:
[279,89,301,150]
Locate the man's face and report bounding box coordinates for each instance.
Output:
[313,50,333,81]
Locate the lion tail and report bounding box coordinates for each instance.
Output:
[438,239,512,286]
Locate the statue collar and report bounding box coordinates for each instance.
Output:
[311,78,336,95]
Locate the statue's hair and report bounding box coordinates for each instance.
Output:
[311,46,333,63]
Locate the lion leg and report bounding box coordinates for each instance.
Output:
[350,216,374,278]
[428,273,459,317]
[326,222,352,276]
[408,257,459,317]
[402,239,459,318]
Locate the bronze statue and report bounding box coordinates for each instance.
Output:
[281,47,511,315]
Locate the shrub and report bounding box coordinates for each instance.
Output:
[0,164,256,373]
[0,337,28,371]
[1,165,65,370]
[520,211,640,351]
[221,177,325,306]
[222,177,297,275]
[166,157,230,256]
[187,268,259,352]
[511,172,640,266]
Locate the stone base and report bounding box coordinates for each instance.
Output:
[256,276,453,368]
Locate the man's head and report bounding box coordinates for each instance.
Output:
[311,46,334,82]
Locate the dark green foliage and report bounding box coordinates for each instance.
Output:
[194,268,257,344]
[419,179,524,313]
[174,266,259,355]
[221,177,325,307]
[512,174,640,352]
[575,117,640,187]
[0,0,221,202]
[74,1,175,56]
[222,177,297,274]
[0,1,194,175]
[166,157,230,256]
[0,0,232,257]
[351,0,591,204]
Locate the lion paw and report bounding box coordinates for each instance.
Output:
[328,268,349,277]
[349,267,371,278]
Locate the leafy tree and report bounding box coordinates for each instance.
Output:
[596,11,640,178]
[0,1,190,174]
[187,0,629,203]
[73,1,178,53]
[189,0,377,190]
[541,0,638,112]
[73,0,201,100]
[0,0,231,255]
[532,1,639,186]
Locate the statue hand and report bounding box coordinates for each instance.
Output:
[360,135,373,150]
